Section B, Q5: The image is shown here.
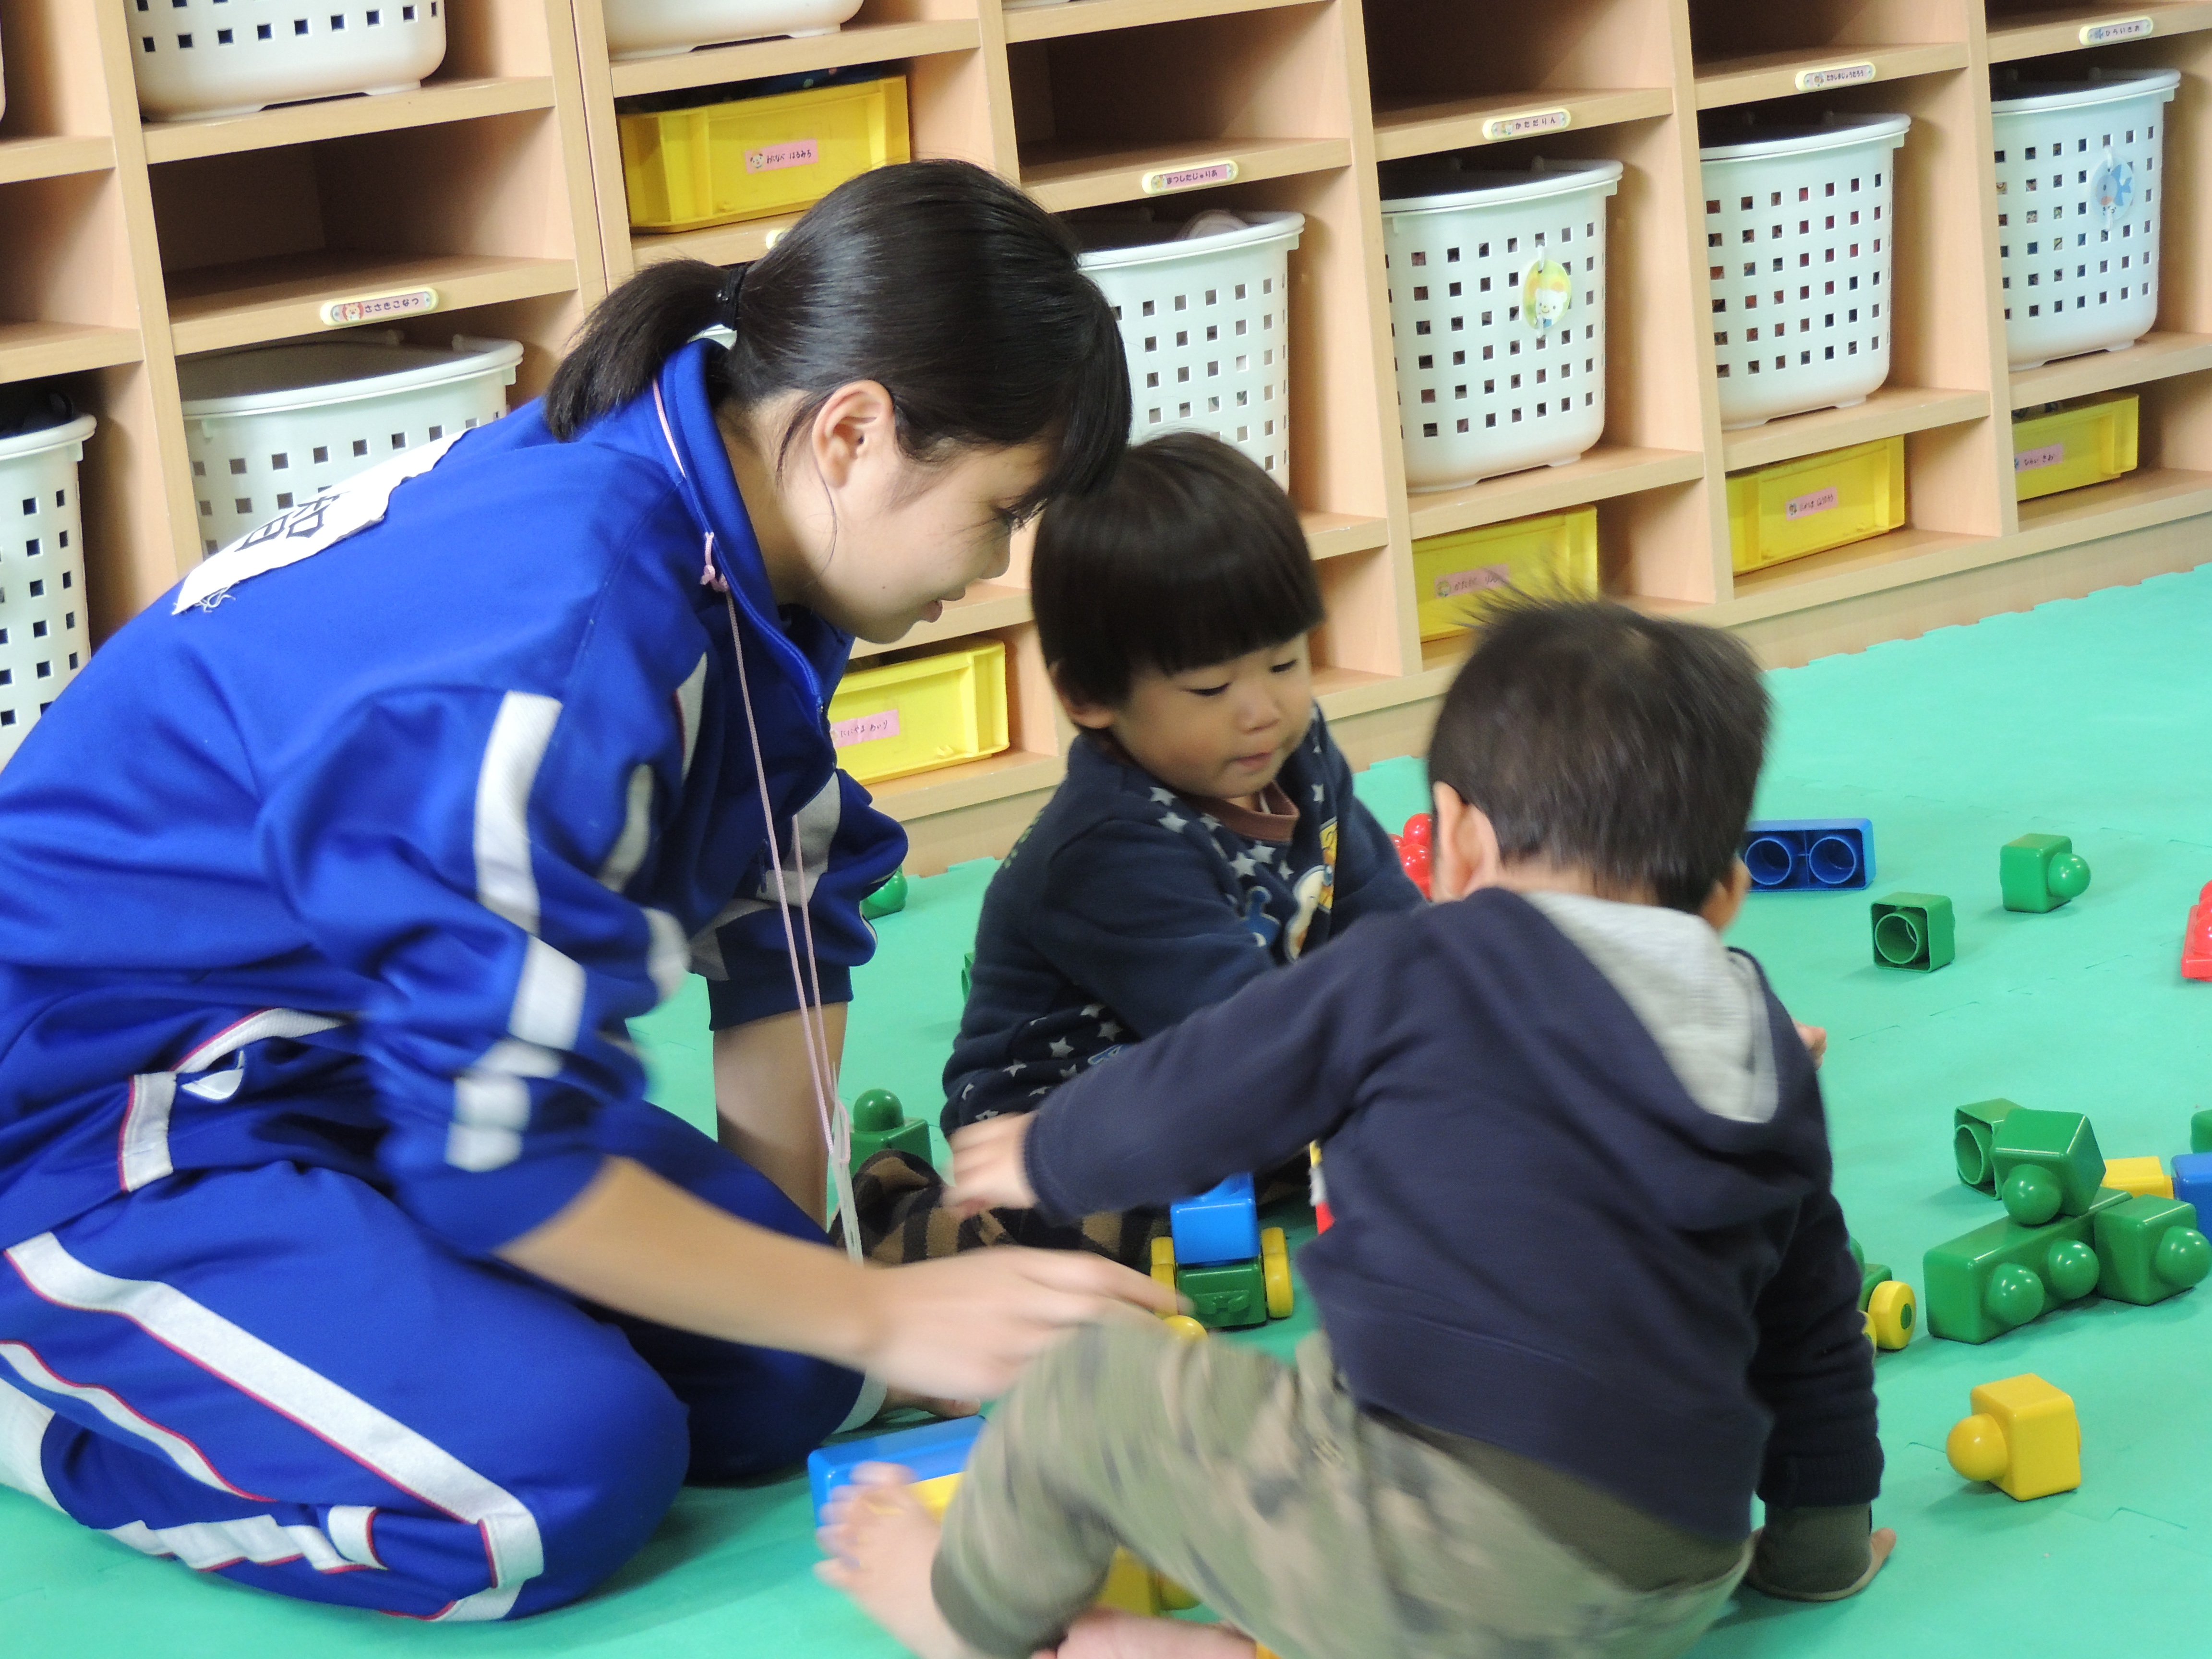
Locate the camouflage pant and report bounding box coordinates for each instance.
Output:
[932,1324,1751,1659]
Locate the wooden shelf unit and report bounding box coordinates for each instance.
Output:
[9,0,2212,869]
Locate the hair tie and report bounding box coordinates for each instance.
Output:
[716,265,748,332]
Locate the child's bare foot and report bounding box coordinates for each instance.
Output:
[1051,1607,1260,1659]
[817,1464,984,1659]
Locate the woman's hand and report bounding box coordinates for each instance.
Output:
[948,1114,1040,1215]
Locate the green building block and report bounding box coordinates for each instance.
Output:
[1992,1108,2106,1221]
[1871,891,1955,970]
[1955,1099,2023,1192]
[1999,834,2091,914]
[860,868,909,921]
[2192,1108,2212,1156]
[2093,1194,2212,1306]
[1923,1190,2127,1344]
[960,951,975,1001]
[1177,1259,1268,1329]
[849,1087,933,1175]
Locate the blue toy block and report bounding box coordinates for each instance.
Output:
[1170,1173,1261,1267]
[1742,819,1875,891]
[807,1415,985,1525]
[2174,1153,2212,1218]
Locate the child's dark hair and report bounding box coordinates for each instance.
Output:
[544,160,1128,514]
[1428,600,1769,913]
[1032,432,1324,706]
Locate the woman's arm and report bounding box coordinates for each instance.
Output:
[713,1003,847,1223]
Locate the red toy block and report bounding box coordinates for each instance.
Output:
[1397,814,1432,899]
[2185,881,2212,981]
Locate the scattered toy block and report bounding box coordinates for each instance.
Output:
[2184,882,2212,981]
[809,1416,985,1525]
[861,867,909,921]
[2092,1194,2212,1306]
[1955,1100,2023,1192]
[1742,819,1875,891]
[1170,1173,1262,1267]
[1992,1108,2105,1222]
[850,1087,933,1175]
[2173,1152,2212,1216]
[1946,1374,2081,1501]
[1866,1279,1917,1350]
[1923,1194,2120,1344]
[2103,1156,2173,1201]
[2000,834,2092,914]
[1396,814,1432,899]
[1872,892,1955,971]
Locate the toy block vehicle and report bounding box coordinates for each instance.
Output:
[1742,819,1874,891]
[1923,1193,2121,1344]
[1848,1237,1915,1350]
[1152,1173,1294,1330]
[1999,834,2090,914]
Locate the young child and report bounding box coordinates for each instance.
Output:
[863,433,1420,1264]
[822,599,1892,1659]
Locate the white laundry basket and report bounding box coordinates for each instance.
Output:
[1992,70,2180,370]
[1076,211,1305,483]
[124,0,447,122]
[1700,115,1910,429]
[1379,160,1622,492]
[178,333,522,554]
[603,0,865,60]
[0,415,96,770]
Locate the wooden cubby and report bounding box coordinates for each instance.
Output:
[9,0,2212,870]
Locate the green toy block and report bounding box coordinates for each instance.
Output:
[1859,1259,1893,1310]
[2093,1194,2212,1306]
[1177,1259,1268,1329]
[1871,891,1955,970]
[1955,1099,2023,1192]
[1999,834,2092,914]
[2192,1108,2212,1156]
[1991,1108,2106,1221]
[849,1087,933,1175]
[1923,1190,2126,1344]
[960,951,975,1001]
[860,868,909,921]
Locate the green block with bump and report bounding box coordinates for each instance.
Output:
[2193,1108,2212,1156]
[1176,1259,1268,1329]
[2094,1194,2212,1306]
[2000,833,2092,914]
[1955,1099,2023,1192]
[860,868,909,921]
[1871,892,1955,970]
[1923,1190,2126,1344]
[1992,1107,2106,1221]
[848,1087,933,1176]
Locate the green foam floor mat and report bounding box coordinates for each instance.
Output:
[12,565,2212,1655]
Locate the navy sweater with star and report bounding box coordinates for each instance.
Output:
[942,715,1420,1130]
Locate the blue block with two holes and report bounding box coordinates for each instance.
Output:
[1169,1172,1262,1266]
[2174,1153,2212,1218]
[1741,819,1876,891]
[807,1414,985,1526]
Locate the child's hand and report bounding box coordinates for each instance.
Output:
[948,1115,1041,1215]
[1795,1022,1828,1068]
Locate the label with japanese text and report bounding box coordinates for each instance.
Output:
[1142,160,1239,195]
[2015,443,2066,472]
[319,288,440,327]
[831,709,901,748]
[1795,61,1877,91]
[1483,108,1572,142]
[2080,16,2153,44]
[1785,486,1840,520]
[747,138,819,174]
[1436,564,1513,598]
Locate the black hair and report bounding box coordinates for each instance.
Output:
[544,160,1129,513]
[1030,432,1324,707]
[1427,600,1770,913]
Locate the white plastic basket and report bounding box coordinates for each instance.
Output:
[178,332,522,554]
[1076,211,1305,484]
[1992,71,2180,371]
[124,0,446,122]
[1379,160,1622,492]
[0,415,96,770]
[603,0,864,60]
[1700,115,1910,429]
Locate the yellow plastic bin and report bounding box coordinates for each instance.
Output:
[829,641,1008,785]
[1411,508,1599,641]
[1727,436,1905,575]
[620,74,910,234]
[2012,395,2139,504]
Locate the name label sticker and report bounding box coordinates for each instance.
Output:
[747,138,819,173]
[1436,564,1512,598]
[1786,485,1840,520]
[1142,160,1239,195]
[1483,108,1572,142]
[319,288,440,327]
[1795,61,1877,91]
[2016,442,2067,472]
[831,709,901,748]
[2080,15,2154,43]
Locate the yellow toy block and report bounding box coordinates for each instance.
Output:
[916,1469,1190,1616]
[912,1473,961,1521]
[2104,1156,2174,1200]
[1946,1373,2081,1501]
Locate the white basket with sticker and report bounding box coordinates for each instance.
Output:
[0,414,96,769]
[178,333,522,554]
[1700,115,1910,429]
[124,0,447,122]
[1378,160,1622,492]
[1075,210,1305,484]
[1992,70,2180,371]
[603,0,866,60]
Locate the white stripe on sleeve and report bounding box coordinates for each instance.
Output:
[472,692,563,935]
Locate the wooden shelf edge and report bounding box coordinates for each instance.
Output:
[141,78,557,165]
[2008,332,2212,409]
[1406,446,1706,541]
[1693,43,1970,111]
[0,134,117,188]
[1986,4,2212,64]
[1302,512,1389,561]
[1004,0,1322,44]
[1373,89,1673,164]
[168,255,580,356]
[848,585,1034,661]
[609,20,983,99]
[633,214,802,269]
[0,324,144,384]
[872,751,1066,820]
[1022,137,1352,214]
[1721,386,1991,472]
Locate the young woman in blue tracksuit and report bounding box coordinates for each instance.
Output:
[0,161,1165,1620]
